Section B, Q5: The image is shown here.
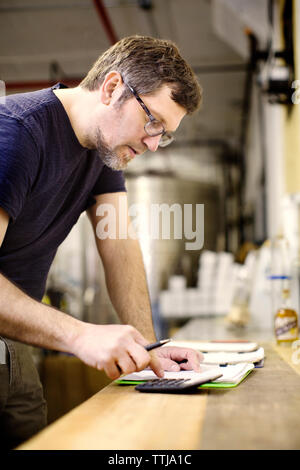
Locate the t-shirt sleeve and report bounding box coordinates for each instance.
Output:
[92,164,126,195]
[0,116,39,221]
[86,164,127,209]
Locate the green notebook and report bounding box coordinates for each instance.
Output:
[116,363,254,389]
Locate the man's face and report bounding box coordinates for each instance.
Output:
[94,84,186,171]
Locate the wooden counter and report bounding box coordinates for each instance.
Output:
[17,339,300,450]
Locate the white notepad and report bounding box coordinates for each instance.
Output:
[166,340,259,352]
[120,363,254,385]
[166,341,264,365]
[201,348,264,365]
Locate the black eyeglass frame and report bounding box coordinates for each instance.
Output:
[125,83,174,147]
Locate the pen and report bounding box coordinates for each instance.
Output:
[145,339,171,351]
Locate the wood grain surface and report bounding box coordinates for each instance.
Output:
[200,343,300,449]
[17,341,300,450]
[17,380,207,450]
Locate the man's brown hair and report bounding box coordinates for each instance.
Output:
[80,35,202,114]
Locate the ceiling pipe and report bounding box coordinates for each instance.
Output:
[5,0,118,90]
[5,78,82,91]
[92,0,118,45]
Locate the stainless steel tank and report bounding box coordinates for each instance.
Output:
[49,173,221,325]
[126,174,221,302]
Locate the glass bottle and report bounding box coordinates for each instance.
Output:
[275,284,299,345]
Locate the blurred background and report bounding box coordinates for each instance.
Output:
[1,0,300,421]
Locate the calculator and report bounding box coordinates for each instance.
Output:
[135,370,223,393]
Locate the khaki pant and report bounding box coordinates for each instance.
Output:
[0,338,47,450]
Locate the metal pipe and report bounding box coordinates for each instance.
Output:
[92,0,118,45]
[4,1,119,90]
[236,33,257,246]
[5,78,82,91]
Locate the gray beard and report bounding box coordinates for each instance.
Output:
[95,128,130,171]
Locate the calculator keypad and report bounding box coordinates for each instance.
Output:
[135,378,202,393]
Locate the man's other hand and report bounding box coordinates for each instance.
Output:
[151,346,203,373]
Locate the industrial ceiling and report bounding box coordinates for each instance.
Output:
[0,0,269,162]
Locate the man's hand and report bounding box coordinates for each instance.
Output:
[72,323,164,380]
[152,346,203,372]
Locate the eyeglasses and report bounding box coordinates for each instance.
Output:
[125,83,174,148]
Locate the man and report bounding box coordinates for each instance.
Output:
[0,35,203,448]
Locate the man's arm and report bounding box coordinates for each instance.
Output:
[0,206,161,379]
[0,206,82,351]
[87,192,156,342]
[87,193,203,372]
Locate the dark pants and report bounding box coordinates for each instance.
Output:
[0,338,47,450]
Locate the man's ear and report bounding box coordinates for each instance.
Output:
[99,71,123,105]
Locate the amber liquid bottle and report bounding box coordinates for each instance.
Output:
[275,288,299,345]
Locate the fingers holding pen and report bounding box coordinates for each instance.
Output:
[73,323,168,380]
[103,340,164,379]
[98,346,148,380]
[120,343,150,374]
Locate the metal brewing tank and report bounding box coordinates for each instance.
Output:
[126,174,221,303]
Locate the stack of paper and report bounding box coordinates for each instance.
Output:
[166,340,259,352]
[165,340,265,366]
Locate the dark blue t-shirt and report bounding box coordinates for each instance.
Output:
[0,83,126,300]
